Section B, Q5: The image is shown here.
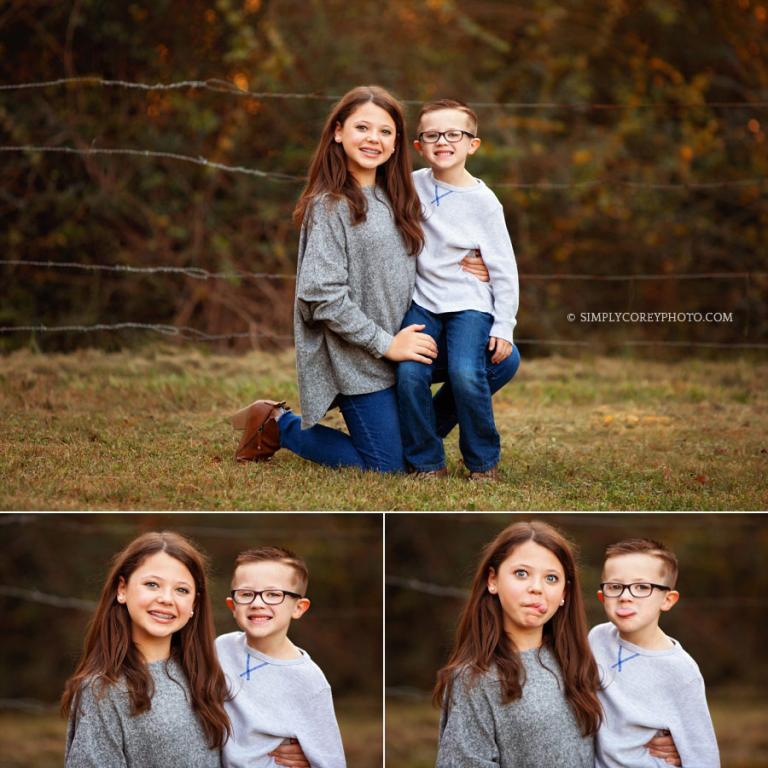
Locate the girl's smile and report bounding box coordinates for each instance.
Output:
[117,551,196,660]
[334,101,397,185]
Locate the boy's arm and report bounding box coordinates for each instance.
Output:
[476,204,519,346]
[665,675,721,768]
[291,686,346,768]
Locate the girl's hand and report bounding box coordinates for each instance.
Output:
[385,324,438,363]
[269,738,310,768]
[488,337,512,364]
[645,732,681,766]
[460,250,490,282]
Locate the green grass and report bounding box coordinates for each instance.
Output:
[0,698,381,768]
[1,346,766,509]
[385,691,768,768]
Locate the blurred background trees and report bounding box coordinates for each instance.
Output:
[385,513,768,697]
[0,513,381,705]
[1,0,766,353]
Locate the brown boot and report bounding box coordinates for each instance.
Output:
[235,400,287,463]
[468,466,499,482]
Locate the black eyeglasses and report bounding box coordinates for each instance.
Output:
[418,130,476,144]
[599,582,672,599]
[230,588,303,606]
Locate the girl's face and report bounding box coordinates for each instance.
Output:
[487,540,567,647]
[334,101,397,186]
[117,551,196,660]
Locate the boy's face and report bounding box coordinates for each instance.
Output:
[414,108,480,174]
[598,552,678,639]
[226,561,309,648]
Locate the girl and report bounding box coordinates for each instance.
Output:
[434,521,681,768]
[435,521,601,767]
[61,532,308,768]
[233,85,520,473]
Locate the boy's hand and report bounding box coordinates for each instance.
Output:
[459,250,490,282]
[269,738,310,768]
[385,324,438,364]
[488,337,512,364]
[646,731,681,766]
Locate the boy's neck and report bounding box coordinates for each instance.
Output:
[430,165,476,188]
[617,622,674,650]
[245,632,301,660]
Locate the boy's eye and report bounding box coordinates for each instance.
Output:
[264,590,283,600]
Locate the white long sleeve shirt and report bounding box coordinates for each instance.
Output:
[216,632,346,768]
[589,622,720,768]
[412,168,519,343]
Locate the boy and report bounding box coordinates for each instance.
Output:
[589,538,720,767]
[397,98,519,481]
[216,546,346,768]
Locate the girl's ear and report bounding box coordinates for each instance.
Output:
[116,576,127,604]
[487,567,498,595]
[333,121,343,143]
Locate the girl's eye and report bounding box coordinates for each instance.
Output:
[513,569,528,578]
[176,587,190,594]
[145,581,158,588]
[545,574,560,583]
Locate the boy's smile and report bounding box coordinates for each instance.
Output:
[226,561,310,658]
[414,108,481,185]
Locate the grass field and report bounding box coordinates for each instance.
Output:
[385,690,768,768]
[1,346,766,510]
[0,697,381,768]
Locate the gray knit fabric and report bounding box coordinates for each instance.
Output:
[294,187,416,427]
[589,622,720,768]
[436,646,594,768]
[65,657,222,768]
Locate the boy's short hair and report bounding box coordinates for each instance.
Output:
[604,538,679,588]
[233,546,309,594]
[417,98,478,135]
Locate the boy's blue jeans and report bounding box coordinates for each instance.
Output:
[276,316,520,474]
[397,301,520,473]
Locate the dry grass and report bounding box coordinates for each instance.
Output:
[385,692,768,768]
[0,699,381,768]
[1,346,766,510]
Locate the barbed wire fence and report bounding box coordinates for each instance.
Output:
[1,77,767,351]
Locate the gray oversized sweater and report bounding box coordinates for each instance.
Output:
[65,657,222,768]
[216,631,346,768]
[294,187,416,427]
[436,645,594,768]
[589,622,720,768]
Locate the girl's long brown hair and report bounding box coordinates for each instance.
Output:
[433,521,602,737]
[292,84,424,256]
[61,531,230,750]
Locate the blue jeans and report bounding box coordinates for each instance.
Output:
[397,302,521,472]
[278,387,405,473]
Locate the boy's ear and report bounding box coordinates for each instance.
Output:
[660,590,679,612]
[292,597,311,620]
[467,137,481,156]
[413,138,424,154]
[225,596,236,612]
[597,590,605,603]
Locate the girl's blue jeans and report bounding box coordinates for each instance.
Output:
[277,310,520,474]
[397,302,521,473]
